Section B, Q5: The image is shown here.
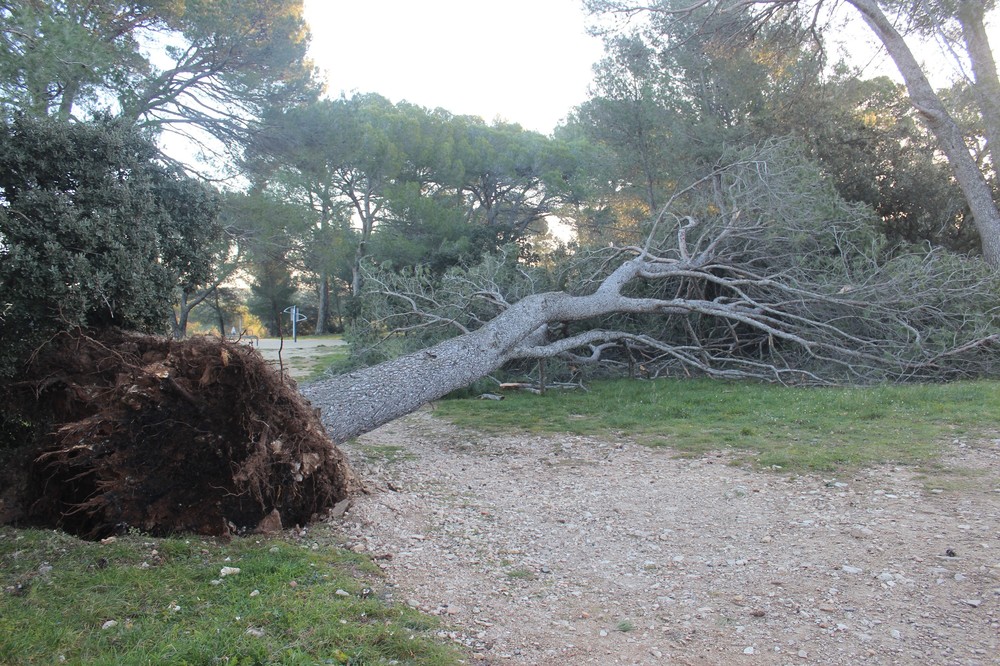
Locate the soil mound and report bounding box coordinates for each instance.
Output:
[0,330,357,539]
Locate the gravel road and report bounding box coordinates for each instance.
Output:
[330,409,1000,665]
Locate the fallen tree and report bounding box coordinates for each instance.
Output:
[306,144,1000,441]
[3,143,997,538]
[0,332,358,539]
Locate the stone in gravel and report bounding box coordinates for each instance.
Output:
[743,646,755,654]
[842,565,863,574]
[328,498,352,520]
[962,599,982,608]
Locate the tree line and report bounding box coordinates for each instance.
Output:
[1,0,999,386]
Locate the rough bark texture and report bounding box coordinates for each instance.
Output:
[302,257,667,442]
[847,0,1000,265]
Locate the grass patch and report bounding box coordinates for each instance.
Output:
[433,378,1000,472]
[615,620,635,632]
[0,527,463,665]
[505,567,536,581]
[915,463,992,493]
[360,444,417,465]
[299,347,351,382]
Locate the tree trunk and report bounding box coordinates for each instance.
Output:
[304,257,687,442]
[316,271,329,335]
[846,0,1000,266]
[957,0,1000,173]
[172,291,190,339]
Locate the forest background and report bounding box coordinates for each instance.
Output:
[2,0,1000,389]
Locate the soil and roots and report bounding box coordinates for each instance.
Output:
[0,330,357,539]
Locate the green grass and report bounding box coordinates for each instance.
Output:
[433,378,1000,472]
[504,567,536,581]
[359,444,417,465]
[0,527,463,665]
[299,347,351,382]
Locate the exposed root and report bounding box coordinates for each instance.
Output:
[0,329,358,539]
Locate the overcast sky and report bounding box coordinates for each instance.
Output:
[301,0,607,135]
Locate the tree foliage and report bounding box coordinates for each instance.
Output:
[0,0,318,162]
[0,115,221,375]
[583,0,1000,262]
[351,142,1000,387]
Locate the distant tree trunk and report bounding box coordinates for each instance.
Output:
[846,0,1000,265]
[316,271,329,335]
[214,291,226,336]
[171,291,190,339]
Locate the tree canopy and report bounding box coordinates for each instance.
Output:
[0,114,222,375]
[0,0,318,165]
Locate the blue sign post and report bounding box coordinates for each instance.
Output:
[282,305,308,342]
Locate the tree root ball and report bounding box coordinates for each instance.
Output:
[0,330,358,539]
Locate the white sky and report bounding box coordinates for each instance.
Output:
[301,0,607,135]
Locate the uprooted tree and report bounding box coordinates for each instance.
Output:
[0,115,358,538]
[307,141,999,441]
[3,139,998,538]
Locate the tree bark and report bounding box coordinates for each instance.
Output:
[316,271,329,335]
[305,254,736,442]
[846,0,1000,266]
[957,0,1000,173]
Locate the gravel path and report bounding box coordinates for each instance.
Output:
[331,409,1000,665]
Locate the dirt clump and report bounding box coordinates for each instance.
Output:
[0,329,357,539]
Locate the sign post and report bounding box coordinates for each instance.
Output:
[282,305,308,342]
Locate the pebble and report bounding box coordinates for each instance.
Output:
[245,627,265,638]
[962,599,982,608]
[335,589,350,597]
[219,566,240,577]
[842,565,863,574]
[743,646,755,655]
[101,620,117,630]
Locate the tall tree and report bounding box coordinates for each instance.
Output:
[585,0,1000,263]
[249,96,583,308]
[0,0,317,161]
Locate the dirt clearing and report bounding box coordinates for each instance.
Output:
[334,410,1000,665]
